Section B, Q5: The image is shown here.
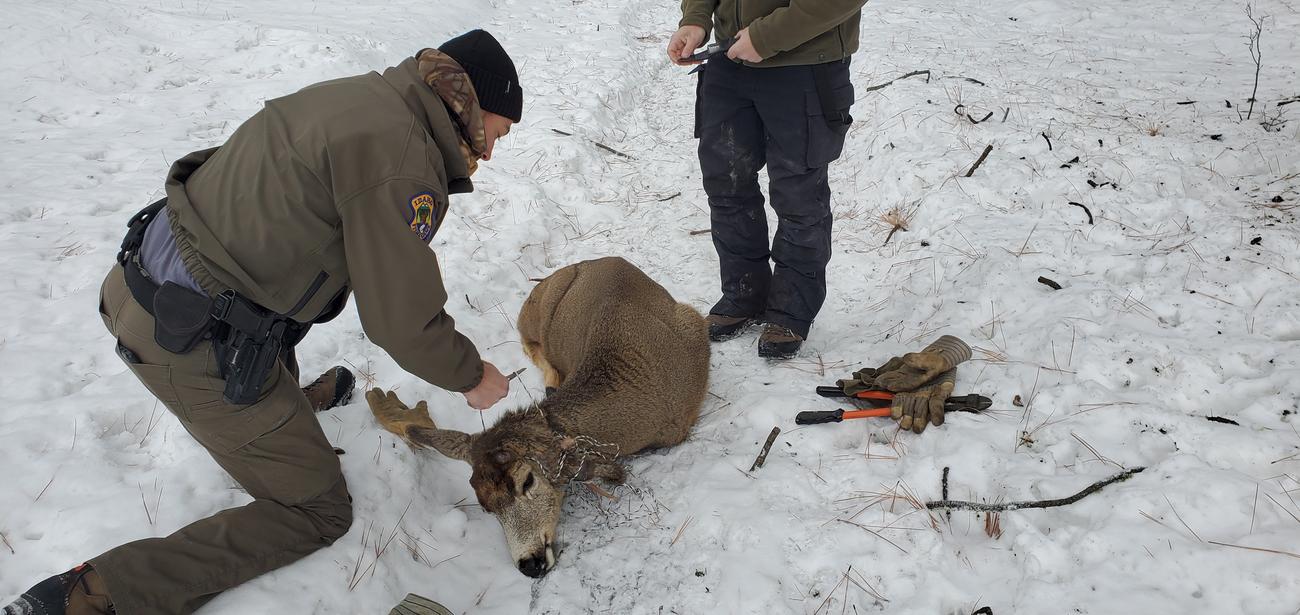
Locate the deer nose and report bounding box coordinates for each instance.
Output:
[518,555,549,578]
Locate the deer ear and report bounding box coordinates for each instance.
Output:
[407,426,472,462]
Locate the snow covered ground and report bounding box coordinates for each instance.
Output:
[3,0,1299,612]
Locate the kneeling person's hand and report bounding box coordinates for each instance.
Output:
[463,360,509,410]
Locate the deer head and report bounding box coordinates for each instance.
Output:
[368,390,621,577]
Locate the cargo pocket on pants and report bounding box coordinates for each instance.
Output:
[693,65,706,139]
[183,366,300,453]
[805,85,853,168]
[117,341,181,407]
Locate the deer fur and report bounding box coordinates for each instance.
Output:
[371,256,709,577]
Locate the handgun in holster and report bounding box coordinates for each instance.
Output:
[211,290,288,405]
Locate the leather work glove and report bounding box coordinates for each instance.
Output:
[836,356,907,396]
[389,594,453,615]
[874,335,972,392]
[365,388,438,446]
[891,369,956,433]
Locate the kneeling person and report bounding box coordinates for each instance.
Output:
[4,30,522,615]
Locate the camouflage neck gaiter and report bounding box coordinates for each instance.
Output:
[417,48,488,176]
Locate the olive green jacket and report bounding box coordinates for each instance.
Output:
[162,56,484,392]
[680,0,868,67]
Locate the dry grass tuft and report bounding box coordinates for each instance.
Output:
[983,511,1003,539]
[879,205,913,244]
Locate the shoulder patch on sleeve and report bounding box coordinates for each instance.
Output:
[405,192,438,242]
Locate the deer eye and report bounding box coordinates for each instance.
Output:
[521,473,535,495]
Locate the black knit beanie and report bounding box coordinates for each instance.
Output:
[438,30,523,122]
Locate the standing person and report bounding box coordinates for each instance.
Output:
[3,29,522,615]
[668,0,865,359]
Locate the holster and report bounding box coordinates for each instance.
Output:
[211,290,290,406]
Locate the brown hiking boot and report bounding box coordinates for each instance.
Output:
[3,563,114,615]
[303,366,355,412]
[758,324,803,359]
[706,314,755,342]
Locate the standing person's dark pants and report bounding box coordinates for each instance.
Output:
[697,57,853,339]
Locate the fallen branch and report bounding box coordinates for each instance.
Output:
[688,228,712,236]
[749,426,781,472]
[657,192,681,202]
[1041,132,1053,150]
[926,467,1145,512]
[964,144,994,177]
[864,69,931,93]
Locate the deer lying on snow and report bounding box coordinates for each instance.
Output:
[368,256,710,578]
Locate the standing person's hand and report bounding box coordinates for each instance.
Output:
[463,361,509,410]
[667,25,707,65]
[726,28,763,63]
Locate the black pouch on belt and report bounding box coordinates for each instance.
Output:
[152,282,215,354]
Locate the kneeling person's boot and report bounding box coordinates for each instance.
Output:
[706,314,755,342]
[3,564,113,615]
[303,365,355,412]
[758,324,804,359]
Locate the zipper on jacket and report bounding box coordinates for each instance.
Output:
[285,271,329,318]
[836,23,846,59]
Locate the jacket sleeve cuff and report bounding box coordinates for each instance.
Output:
[450,350,485,393]
[679,15,714,40]
[452,358,483,392]
[746,19,781,60]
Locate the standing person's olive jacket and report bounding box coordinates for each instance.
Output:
[680,0,868,67]
[162,55,484,392]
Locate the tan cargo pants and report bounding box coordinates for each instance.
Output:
[90,265,352,615]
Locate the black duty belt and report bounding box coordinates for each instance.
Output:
[115,198,300,405]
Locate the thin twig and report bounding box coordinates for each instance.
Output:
[964,145,993,178]
[837,519,908,553]
[1209,540,1300,559]
[670,515,694,547]
[1067,201,1094,224]
[1245,5,1266,120]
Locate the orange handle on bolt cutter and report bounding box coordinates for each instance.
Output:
[840,407,893,420]
[851,390,895,401]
